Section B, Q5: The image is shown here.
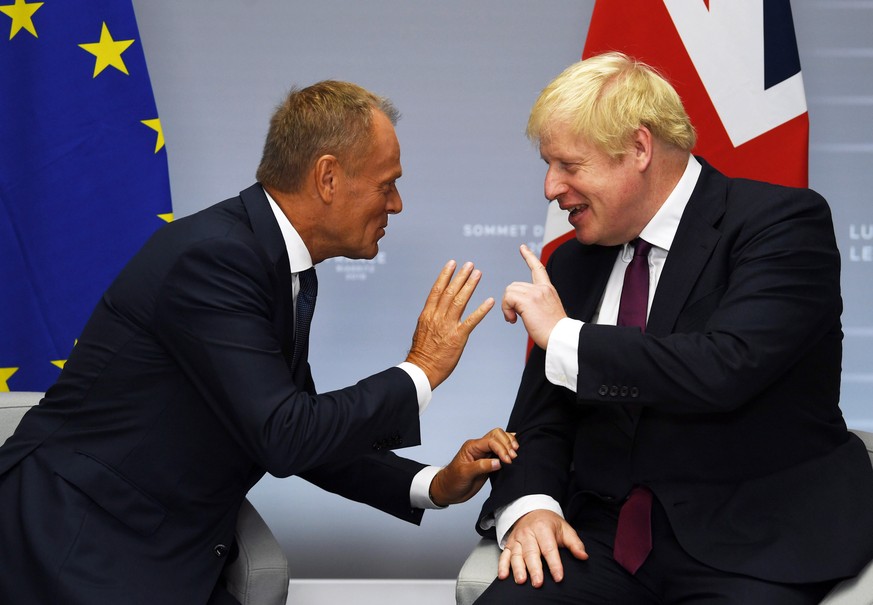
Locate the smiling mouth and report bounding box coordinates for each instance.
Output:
[566,204,586,219]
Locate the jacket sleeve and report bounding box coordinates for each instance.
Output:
[300,452,428,524]
[476,344,577,537]
[151,232,421,478]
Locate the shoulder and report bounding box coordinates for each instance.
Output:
[698,160,831,226]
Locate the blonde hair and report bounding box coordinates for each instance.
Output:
[256,80,400,193]
[527,52,696,158]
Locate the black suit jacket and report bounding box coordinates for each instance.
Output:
[478,160,873,583]
[0,184,426,604]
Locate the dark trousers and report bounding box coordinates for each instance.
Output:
[475,497,837,604]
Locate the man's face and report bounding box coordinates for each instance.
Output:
[332,111,403,259]
[539,127,647,246]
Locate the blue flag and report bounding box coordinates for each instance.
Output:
[0,0,172,391]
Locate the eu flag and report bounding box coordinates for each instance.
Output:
[0,0,171,391]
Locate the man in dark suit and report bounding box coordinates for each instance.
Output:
[474,52,873,603]
[0,80,518,604]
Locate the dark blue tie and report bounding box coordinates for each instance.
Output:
[613,238,653,574]
[291,267,317,370]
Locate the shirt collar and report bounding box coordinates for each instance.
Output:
[263,186,314,273]
[637,154,702,253]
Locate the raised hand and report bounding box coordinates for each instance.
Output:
[502,245,567,349]
[405,261,494,389]
[429,428,519,506]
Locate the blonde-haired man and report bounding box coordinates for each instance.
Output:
[475,52,873,603]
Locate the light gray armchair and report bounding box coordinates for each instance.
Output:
[0,391,288,605]
[456,429,873,605]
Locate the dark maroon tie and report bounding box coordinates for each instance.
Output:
[613,238,654,574]
[616,238,652,332]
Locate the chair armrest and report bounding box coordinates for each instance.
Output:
[823,430,873,604]
[455,538,500,605]
[223,498,289,605]
[820,556,873,605]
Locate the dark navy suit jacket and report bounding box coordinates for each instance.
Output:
[478,160,873,583]
[0,184,426,604]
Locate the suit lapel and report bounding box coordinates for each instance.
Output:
[646,161,725,337]
[239,184,296,368]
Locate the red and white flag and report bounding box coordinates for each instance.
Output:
[538,0,809,265]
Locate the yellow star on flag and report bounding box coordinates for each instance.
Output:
[78,22,135,78]
[51,340,77,370]
[0,0,43,40]
[141,118,165,153]
[0,367,18,392]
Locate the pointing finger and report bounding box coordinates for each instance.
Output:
[519,245,551,286]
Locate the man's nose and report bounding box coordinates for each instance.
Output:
[387,187,402,214]
[544,166,567,201]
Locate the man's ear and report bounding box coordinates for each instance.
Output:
[314,154,339,203]
[631,126,654,172]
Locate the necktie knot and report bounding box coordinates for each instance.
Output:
[632,238,652,258]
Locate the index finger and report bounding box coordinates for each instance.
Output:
[519,245,550,286]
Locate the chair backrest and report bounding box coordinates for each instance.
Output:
[851,429,873,466]
[0,391,43,445]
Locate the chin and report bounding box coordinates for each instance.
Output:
[574,230,595,246]
[351,246,379,260]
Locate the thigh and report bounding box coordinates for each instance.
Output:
[475,512,657,605]
[645,499,837,605]
[661,566,836,605]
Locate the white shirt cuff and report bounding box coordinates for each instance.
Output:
[483,495,565,548]
[410,465,445,509]
[397,361,433,415]
[545,317,582,392]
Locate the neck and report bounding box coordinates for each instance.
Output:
[647,148,689,212]
[263,184,325,263]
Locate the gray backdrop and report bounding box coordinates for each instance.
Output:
[131,0,873,579]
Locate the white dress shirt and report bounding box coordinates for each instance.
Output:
[486,155,702,545]
[264,187,443,509]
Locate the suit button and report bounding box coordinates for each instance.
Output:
[214,544,229,558]
[630,387,639,398]
[620,386,629,396]
[372,441,383,451]
[598,385,608,396]
[609,385,618,397]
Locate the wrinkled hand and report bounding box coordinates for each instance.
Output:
[499,509,588,587]
[406,261,494,389]
[429,428,519,507]
[502,245,567,349]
